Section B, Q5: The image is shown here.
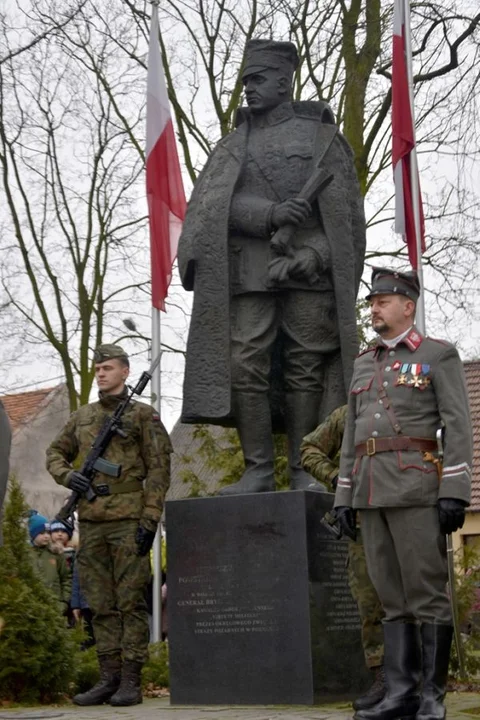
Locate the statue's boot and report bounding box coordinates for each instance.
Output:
[73,653,122,706]
[285,391,328,492]
[354,622,421,720]
[416,624,453,720]
[219,392,275,496]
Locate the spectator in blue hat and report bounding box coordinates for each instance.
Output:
[28,510,72,616]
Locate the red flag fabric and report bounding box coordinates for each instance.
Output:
[392,0,425,269]
[146,4,186,310]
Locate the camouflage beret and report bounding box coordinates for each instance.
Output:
[242,39,299,80]
[366,267,420,302]
[93,344,129,364]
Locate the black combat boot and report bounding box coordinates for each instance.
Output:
[73,653,121,706]
[218,392,275,495]
[109,660,143,706]
[416,624,453,720]
[285,392,327,492]
[353,665,387,711]
[354,622,421,720]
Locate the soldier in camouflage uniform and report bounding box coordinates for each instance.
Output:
[334,268,472,720]
[301,406,386,711]
[46,345,172,707]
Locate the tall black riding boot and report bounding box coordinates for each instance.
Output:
[285,392,327,491]
[416,624,453,720]
[218,392,275,495]
[354,622,421,720]
[109,660,143,706]
[73,653,122,706]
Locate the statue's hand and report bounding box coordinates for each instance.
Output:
[271,198,311,228]
[288,247,320,283]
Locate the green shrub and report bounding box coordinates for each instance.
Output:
[0,478,76,702]
[72,644,100,694]
[142,642,169,688]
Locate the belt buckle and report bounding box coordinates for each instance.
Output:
[366,438,376,456]
[95,484,110,497]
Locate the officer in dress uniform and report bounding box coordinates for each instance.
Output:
[334,268,472,720]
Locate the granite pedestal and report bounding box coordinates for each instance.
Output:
[166,491,370,705]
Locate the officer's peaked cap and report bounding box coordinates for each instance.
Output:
[242,39,299,80]
[366,267,420,302]
[93,343,129,365]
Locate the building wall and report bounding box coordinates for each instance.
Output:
[453,512,480,560]
[9,387,70,519]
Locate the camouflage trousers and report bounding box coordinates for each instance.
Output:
[347,528,385,668]
[78,520,150,663]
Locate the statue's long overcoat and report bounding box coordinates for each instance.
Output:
[178,102,366,428]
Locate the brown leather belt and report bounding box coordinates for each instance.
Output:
[355,436,437,458]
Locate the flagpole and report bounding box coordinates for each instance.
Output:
[403,0,426,333]
[151,307,162,644]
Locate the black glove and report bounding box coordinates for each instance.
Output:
[335,506,357,541]
[437,498,466,535]
[135,525,156,557]
[67,471,90,495]
[330,475,338,491]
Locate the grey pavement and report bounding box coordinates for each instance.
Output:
[1,694,480,720]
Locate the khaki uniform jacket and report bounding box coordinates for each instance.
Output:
[300,405,347,489]
[334,328,472,509]
[0,399,12,546]
[46,390,172,530]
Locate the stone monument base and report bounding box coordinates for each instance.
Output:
[166,490,370,705]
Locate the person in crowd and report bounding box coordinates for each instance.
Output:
[334,267,472,720]
[46,344,172,707]
[301,406,386,711]
[50,518,76,572]
[0,398,12,546]
[28,510,72,616]
[71,557,95,649]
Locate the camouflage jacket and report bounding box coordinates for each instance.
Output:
[334,327,472,509]
[46,390,172,530]
[300,405,347,489]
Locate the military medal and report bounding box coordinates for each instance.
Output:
[395,363,410,386]
[392,361,401,371]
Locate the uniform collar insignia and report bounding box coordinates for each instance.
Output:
[402,327,424,352]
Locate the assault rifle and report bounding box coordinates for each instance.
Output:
[56,353,162,529]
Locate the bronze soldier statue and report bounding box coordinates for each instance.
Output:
[46,344,172,706]
[0,398,12,546]
[334,268,472,720]
[178,39,366,494]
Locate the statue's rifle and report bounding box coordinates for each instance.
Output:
[268,127,338,285]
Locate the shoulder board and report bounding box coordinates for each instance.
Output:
[426,337,451,347]
[356,347,375,358]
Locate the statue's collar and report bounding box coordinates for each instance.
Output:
[237,102,294,129]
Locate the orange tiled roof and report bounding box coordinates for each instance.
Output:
[465,361,480,512]
[1,387,58,432]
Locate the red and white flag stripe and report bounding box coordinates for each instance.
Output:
[392,0,425,269]
[146,3,186,311]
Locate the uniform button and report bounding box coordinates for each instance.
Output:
[385,366,391,372]
[374,413,381,419]
[372,430,379,437]
[389,350,395,356]
[383,381,388,387]
[378,400,383,405]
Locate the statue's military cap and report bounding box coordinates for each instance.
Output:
[93,343,129,365]
[242,39,299,80]
[366,267,420,302]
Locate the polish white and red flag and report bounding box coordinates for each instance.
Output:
[392,0,425,269]
[146,3,186,311]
